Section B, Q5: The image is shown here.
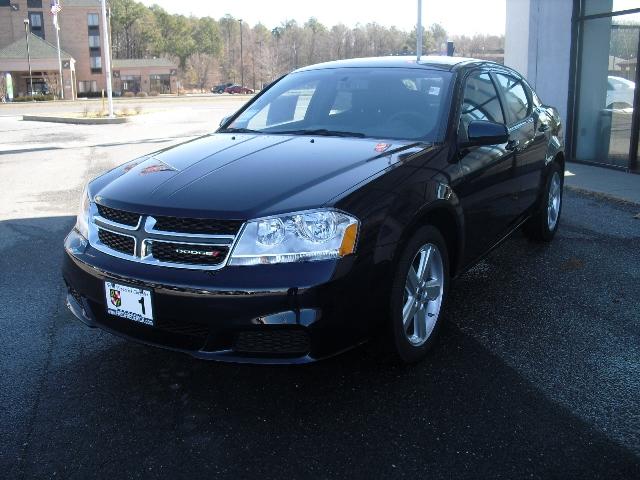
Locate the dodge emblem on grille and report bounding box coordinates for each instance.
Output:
[175,248,221,257]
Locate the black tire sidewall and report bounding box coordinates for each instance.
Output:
[389,226,450,363]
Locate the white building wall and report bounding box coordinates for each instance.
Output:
[505,0,574,125]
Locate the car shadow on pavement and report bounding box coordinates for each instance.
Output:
[2,212,639,479]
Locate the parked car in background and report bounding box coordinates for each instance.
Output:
[607,76,635,109]
[225,85,254,94]
[63,56,564,364]
[212,82,233,94]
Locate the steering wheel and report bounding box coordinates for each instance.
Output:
[386,111,429,128]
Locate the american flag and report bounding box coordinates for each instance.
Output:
[50,0,62,30]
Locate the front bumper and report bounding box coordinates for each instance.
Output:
[62,229,381,364]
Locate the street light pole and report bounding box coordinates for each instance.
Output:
[416,0,423,61]
[23,19,34,97]
[239,19,244,88]
[100,0,114,117]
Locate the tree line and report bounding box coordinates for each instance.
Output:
[109,0,504,91]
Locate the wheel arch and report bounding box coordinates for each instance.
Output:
[393,201,464,278]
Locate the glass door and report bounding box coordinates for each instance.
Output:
[574,4,640,170]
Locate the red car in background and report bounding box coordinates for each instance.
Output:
[225,85,254,94]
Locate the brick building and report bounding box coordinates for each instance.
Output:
[0,0,177,99]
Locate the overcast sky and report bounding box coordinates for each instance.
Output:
[139,0,508,36]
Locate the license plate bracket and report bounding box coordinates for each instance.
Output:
[104,281,154,326]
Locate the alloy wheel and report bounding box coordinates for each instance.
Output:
[547,171,562,230]
[402,243,444,346]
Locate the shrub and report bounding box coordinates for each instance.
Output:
[123,91,135,98]
[13,94,55,102]
[136,91,148,97]
[149,90,160,97]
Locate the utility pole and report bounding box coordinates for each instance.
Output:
[23,19,34,97]
[100,0,113,117]
[417,0,423,61]
[239,19,244,88]
[51,0,64,99]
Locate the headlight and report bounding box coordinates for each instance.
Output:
[229,209,359,266]
[75,184,91,239]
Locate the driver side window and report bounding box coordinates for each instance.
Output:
[458,72,505,143]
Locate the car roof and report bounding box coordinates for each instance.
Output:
[294,55,496,73]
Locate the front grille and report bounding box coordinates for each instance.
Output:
[150,241,228,265]
[234,330,311,355]
[155,317,210,338]
[97,204,140,227]
[153,216,243,236]
[98,229,135,255]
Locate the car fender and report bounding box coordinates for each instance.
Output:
[373,177,464,276]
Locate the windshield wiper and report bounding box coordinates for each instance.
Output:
[219,127,262,134]
[273,129,366,138]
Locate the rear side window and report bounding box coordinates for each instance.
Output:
[495,73,531,123]
[459,72,504,142]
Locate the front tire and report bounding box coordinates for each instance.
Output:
[524,162,563,242]
[388,226,449,363]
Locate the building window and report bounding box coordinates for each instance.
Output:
[0,0,11,7]
[88,34,100,48]
[27,0,42,8]
[28,12,44,39]
[78,80,97,94]
[88,13,100,27]
[90,56,102,73]
[121,75,142,94]
[150,74,171,94]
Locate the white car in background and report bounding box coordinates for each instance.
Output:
[607,76,635,109]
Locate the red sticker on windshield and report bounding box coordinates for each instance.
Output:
[375,143,391,153]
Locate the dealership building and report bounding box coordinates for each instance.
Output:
[0,0,177,98]
[506,0,639,172]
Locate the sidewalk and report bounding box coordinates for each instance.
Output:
[565,162,640,205]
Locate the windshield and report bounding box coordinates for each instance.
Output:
[227,68,453,142]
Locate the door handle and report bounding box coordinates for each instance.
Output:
[506,139,520,151]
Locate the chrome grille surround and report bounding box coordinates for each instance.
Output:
[88,203,243,271]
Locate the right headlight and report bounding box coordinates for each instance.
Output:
[75,184,91,240]
[229,209,359,266]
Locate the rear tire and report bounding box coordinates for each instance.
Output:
[387,226,449,363]
[524,161,563,242]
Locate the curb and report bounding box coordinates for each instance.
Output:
[564,185,640,207]
[22,115,129,125]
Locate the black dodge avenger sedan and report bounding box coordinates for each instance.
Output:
[63,56,564,363]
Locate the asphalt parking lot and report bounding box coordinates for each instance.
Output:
[1,98,639,479]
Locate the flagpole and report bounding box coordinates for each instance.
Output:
[100,0,114,117]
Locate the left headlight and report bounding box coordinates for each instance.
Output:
[229,209,359,266]
[75,184,91,239]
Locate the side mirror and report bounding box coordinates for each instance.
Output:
[219,115,231,127]
[462,120,509,148]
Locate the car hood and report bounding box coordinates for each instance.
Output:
[92,133,430,220]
